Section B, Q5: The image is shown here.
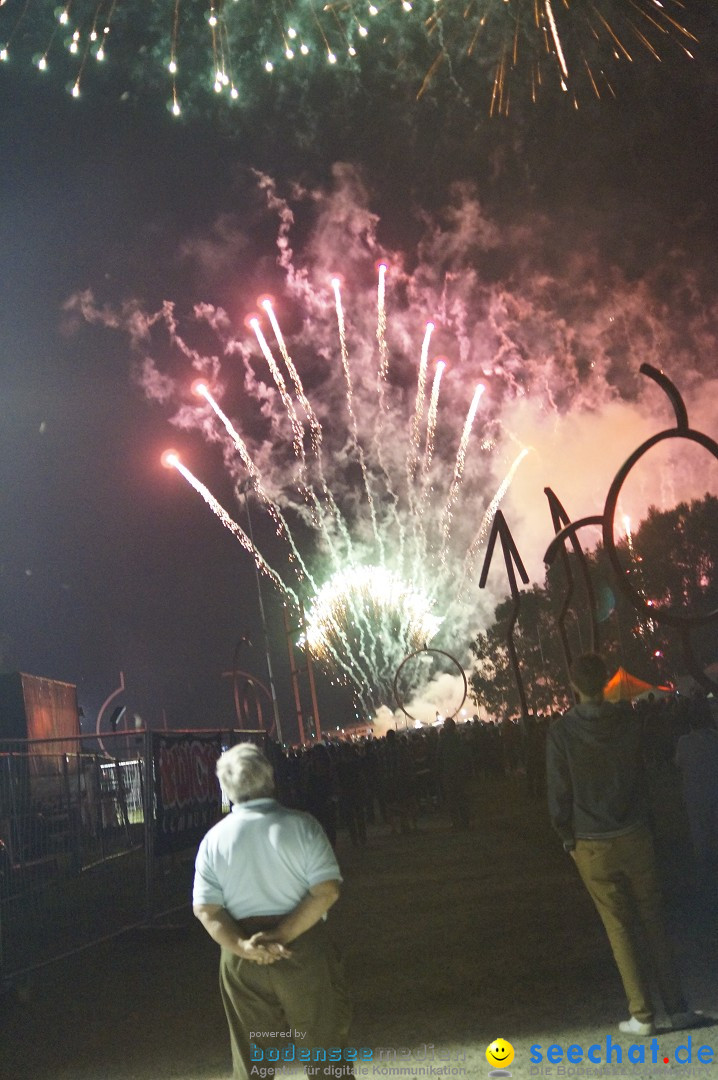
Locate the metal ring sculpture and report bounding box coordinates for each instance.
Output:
[393,647,468,726]
[545,364,718,693]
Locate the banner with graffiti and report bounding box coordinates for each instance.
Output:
[152,732,223,855]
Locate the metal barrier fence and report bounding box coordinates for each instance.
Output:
[0,728,264,985]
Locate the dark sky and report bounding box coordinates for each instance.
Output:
[1,5,717,740]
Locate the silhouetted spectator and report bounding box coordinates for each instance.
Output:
[547,652,700,1037]
[336,743,367,846]
[437,718,470,829]
[381,730,417,834]
[674,698,718,902]
[303,743,339,848]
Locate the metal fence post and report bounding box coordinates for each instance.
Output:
[143,726,155,926]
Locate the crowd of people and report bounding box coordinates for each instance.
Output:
[257,687,717,847]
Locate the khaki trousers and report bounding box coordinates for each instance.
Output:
[219,922,353,1080]
[572,826,686,1024]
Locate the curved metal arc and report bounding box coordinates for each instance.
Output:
[393,647,468,726]
[602,428,718,629]
[96,671,126,758]
[639,363,688,431]
[543,515,604,569]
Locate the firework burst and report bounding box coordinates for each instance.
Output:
[141,264,529,715]
[0,0,699,113]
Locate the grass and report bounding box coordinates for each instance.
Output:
[1,770,716,1080]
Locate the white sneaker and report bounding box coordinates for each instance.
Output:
[619,1016,655,1036]
[670,1011,703,1030]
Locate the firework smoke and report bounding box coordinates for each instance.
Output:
[65,167,718,719]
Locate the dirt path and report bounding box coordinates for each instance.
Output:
[2,774,716,1080]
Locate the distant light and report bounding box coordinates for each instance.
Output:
[264,60,274,72]
[191,379,210,398]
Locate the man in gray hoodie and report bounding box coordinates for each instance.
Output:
[547,652,700,1037]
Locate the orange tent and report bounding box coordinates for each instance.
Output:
[603,667,671,702]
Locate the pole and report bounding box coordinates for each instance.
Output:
[143,725,155,926]
[302,604,321,741]
[283,605,306,744]
[243,488,283,744]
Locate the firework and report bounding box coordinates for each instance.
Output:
[0,0,699,113]
[161,447,298,603]
[152,266,529,713]
[426,0,699,113]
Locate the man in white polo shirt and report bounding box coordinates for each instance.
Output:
[193,742,352,1080]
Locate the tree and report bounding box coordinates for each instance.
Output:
[470,584,575,717]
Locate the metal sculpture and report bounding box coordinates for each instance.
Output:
[393,647,468,727]
[545,364,718,693]
[544,487,600,687]
[478,510,531,719]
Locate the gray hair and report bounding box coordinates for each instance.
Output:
[216,743,275,803]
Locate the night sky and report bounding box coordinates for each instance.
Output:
[1,3,717,740]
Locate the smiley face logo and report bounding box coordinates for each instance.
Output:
[486,1038,515,1070]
